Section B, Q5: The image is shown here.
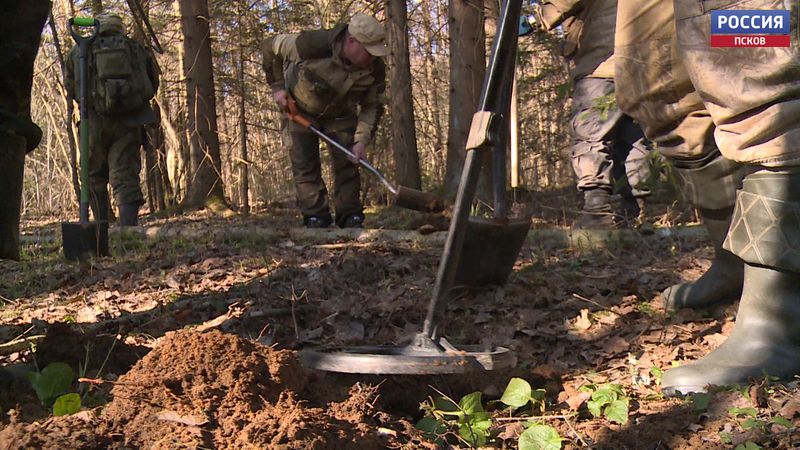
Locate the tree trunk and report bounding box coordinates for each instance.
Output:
[237,0,250,213]
[444,0,485,198]
[386,0,421,190]
[47,6,80,205]
[177,0,228,211]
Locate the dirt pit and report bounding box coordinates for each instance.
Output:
[0,329,419,449]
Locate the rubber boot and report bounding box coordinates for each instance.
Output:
[0,132,26,261]
[118,203,140,226]
[662,170,800,396]
[662,209,744,310]
[574,189,615,229]
[663,152,745,311]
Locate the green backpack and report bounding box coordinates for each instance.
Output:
[88,33,154,115]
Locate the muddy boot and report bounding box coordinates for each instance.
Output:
[663,152,745,310]
[662,208,744,310]
[662,170,800,396]
[574,189,615,229]
[0,132,26,261]
[118,203,140,227]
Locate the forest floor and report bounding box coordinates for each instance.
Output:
[0,195,798,449]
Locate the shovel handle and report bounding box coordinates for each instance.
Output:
[286,98,312,128]
[72,17,96,26]
[284,98,398,195]
[69,17,100,45]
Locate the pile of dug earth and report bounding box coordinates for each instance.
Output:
[0,330,418,449]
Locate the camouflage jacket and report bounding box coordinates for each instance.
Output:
[539,0,617,81]
[262,25,386,146]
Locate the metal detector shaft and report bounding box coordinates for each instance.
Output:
[423,0,523,340]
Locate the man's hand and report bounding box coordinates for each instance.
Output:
[350,142,367,164]
[273,89,289,111]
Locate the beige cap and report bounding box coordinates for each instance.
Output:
[97,13,124,34]
[348,13,389,57]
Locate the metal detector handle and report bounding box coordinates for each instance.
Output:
[69,17,100,224]
[286,99,398,195]
[492,40,519,222]
[423,0,523,340]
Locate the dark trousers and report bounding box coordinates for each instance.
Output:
[570,77,653,198]
[282,120,362,225]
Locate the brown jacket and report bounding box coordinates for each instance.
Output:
[262,25,386,146]
[539,0,617,81]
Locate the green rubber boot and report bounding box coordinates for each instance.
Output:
[662,209,744,310]
[662,152,745,311]
[662,169,800,396]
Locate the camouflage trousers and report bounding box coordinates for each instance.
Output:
[570,77,652,198]
[281,119,362,225]
[87,113,144,207]
[615,0,800,167]
[0,0,50,260]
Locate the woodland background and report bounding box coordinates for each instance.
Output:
[27,0,576,219]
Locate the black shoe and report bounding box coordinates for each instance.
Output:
[340,213,365,228]
[304,215,332,228]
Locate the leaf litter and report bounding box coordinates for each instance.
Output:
[0,213,798,449]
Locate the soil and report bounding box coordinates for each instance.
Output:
[1,206,798,449]
[1,329,416,449]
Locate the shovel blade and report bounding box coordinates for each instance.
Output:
[393,185,445,213]
[454,216,531,287]
[61,221,109,261]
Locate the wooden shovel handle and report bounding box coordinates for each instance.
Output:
[286,98,311,128]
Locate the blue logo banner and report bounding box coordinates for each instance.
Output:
[711,10,790,34]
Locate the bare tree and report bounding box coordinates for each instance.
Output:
[237,0,250,213]
[386,0,421,190]
[444,0,485,198]
[177,0,229,212]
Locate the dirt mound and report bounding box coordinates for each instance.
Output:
[1,330,399,449]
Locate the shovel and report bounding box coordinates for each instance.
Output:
[62,17,109,261]
[285,100,444,213]
[454,30,531,287]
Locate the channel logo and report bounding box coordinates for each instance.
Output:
[710,10,791,47]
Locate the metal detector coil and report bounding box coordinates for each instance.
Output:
[299,335,515,375]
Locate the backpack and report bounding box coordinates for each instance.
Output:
[89,33,154,116]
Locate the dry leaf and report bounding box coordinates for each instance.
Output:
[702,333,727,348]
[498,422,524,440]
[156,410,208,426]
[779,399,800,418]
[600,336,630,355]
[574,309,592,331]
[566,391,591,411]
